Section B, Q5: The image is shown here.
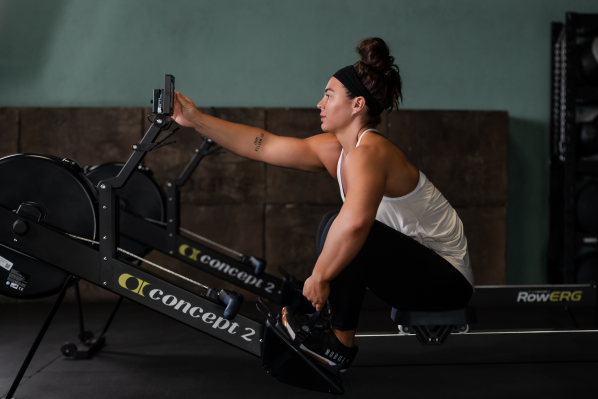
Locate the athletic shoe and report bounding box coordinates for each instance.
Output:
[281,306,358,372]
[280,306,330,337]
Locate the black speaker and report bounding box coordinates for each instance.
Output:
[578,37,598,84]
[577,183,598,233]
[578,110,598,157]
[576,251,598,284]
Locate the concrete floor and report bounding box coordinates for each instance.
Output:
[1,299,597,399]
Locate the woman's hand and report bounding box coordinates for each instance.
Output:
[303,274,330,312]
[172,91,202,128]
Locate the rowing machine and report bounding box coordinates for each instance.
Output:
[60,108,311,357]
[0,75,345,398]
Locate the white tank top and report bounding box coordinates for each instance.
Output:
[336,129,474,287]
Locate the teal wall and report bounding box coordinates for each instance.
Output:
[1,0,598,284]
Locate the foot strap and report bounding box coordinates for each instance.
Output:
[291,301,329,349]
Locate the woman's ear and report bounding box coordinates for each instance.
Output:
[352,96,366,115]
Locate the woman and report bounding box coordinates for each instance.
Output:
[172,37,474,371]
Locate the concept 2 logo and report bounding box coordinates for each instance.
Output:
[179,244,201,261]
[178,244,276,294]
[119,274,151,296]
[117,273,257,342]
[517,290,582,303]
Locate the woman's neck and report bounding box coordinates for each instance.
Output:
[335,121,375,155]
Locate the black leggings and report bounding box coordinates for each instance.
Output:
[317,210,473,331]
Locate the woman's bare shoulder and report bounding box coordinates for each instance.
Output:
[356,132,418,175]
[306,133,342,176]
[355,131,395,157]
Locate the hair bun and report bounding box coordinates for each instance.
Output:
[349,37,402,124]
[356,37,394,72]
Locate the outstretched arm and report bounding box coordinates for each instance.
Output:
[173,91,335,172]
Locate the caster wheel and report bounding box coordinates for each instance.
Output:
[456,324,469,334]
[61,342,77,358]
[79,330,94,343]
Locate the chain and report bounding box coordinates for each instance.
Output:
[555,27,567,161]
[143,217,243,258]
[65,233,210,291]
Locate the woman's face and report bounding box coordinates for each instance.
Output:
[317,77,356,133]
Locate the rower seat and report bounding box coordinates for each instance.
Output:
[391,307,477,345]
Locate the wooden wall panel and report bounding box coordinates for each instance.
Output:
[387,110,508,208]
[20,108,143,167]
[455,207,507,285]
[179,203,264,260]
[0,108,19,157]
[265,204,335,281]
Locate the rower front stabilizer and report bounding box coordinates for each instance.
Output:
[261,319,344,395]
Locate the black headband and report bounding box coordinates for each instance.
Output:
[333,65,383,116]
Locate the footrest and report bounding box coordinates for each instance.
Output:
[391,307,477,326]
[262,320,344,395]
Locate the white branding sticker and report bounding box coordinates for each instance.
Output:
[0,256,13,272]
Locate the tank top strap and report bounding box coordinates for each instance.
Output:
[356,128,379,147]
[336,148,345,201]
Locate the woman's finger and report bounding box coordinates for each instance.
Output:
[175,92,190,107]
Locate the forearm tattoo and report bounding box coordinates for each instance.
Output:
[254,133,264,152]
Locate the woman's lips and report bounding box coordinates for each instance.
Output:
[320,115,325,121]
